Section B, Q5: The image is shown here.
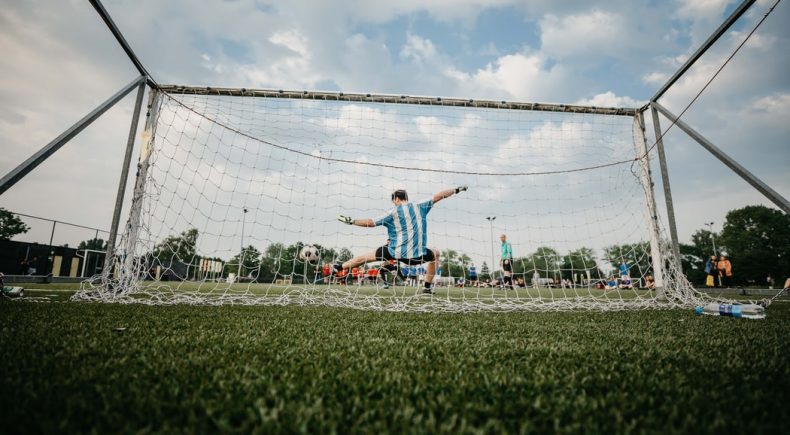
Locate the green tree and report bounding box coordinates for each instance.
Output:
[515,247,562,281]
[718,205,790,285]
[78,238,106,250]
[225,245,262,279]
[153,228,199,262]
[561,247,603,283]
[0,208,30,241]
[440,249,470,278]
[679,243,707,285]
[258,242,289,282]
[681,232,712,285]
[691,229,718,258]
[480,262,490,281]
[335,247,354,263]
[603,242,651,278]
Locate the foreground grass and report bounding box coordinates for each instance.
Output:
[1,300,788,433]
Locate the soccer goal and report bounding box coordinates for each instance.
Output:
[76,86,711,312]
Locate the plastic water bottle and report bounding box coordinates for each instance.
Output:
[694,302,765,319]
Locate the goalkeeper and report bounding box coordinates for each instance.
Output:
[500,234,515,290]
[335,186,467,294]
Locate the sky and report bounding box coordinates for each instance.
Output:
[0,0,788,267]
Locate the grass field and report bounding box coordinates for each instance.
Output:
[1,291,788,433]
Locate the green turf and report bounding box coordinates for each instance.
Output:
[1,298,788,433]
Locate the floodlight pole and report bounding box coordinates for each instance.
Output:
[704,222,718,255]
[105,81,147,272]
[652,102,790,214]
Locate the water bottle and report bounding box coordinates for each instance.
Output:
[694,302,765,319]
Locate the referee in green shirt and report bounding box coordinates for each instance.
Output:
[500,234,514,290]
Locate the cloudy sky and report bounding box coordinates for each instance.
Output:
[1,0,788,260]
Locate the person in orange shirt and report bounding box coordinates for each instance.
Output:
[717,255,733,288]
[336,268,348,285]
[322,263,331,284]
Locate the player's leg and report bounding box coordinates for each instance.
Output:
[340,252,377,270]
[502,259,514,290]
[423,248,440,293]
[335,245,388,273]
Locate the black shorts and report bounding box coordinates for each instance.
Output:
[502,259,513,272]
[375,245,435,265]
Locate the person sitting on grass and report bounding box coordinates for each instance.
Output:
[335,186,467,294]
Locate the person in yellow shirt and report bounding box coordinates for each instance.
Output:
[717,255,733,288]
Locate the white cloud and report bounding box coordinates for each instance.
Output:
[575,91,642,108]
[676,0,730,21]
[750,93,790,112]
[400,33,439,64]
[539,10,631,60]
[460,52,562,101]
[269,30,310,57]
[642,72,668,85]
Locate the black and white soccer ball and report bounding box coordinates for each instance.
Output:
[299,245,319,264]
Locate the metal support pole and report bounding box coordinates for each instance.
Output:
[0,75,146,196]
[652,102,790,214]
[237,208,248,281]
[651,0,755,102]
[486,217,496,280]
[157,85,638,117]
[634,114,665,295]
[105,81,146,270]
[649,106,682,267]
[89,0,156,86]
[118,88,161,286]
[80,251,88,278]
[49,221,56,248]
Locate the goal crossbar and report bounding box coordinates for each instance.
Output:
[157,84,639,117]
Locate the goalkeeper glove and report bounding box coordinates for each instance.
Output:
[338,215,353,225]
[455,186,468,194]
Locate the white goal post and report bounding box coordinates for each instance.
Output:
[76,86,715,312]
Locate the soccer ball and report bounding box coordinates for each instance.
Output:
[299,245,319,264]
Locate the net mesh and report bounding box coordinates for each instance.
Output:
[76,89,715,311]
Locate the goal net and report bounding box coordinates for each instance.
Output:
[76,86,710,312]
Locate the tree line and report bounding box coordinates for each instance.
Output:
[680,205,789,286]
[3,205,786,286]
[145,206,788,286]
[146,229,646,284]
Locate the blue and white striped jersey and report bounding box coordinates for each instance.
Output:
[374,198,433,259]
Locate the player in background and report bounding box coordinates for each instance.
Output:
[500,234,514,290]
[469,264,478,287]
[335,186,467,294]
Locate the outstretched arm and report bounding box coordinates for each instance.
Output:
[433,186,467,204]
[337,216,375,227]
